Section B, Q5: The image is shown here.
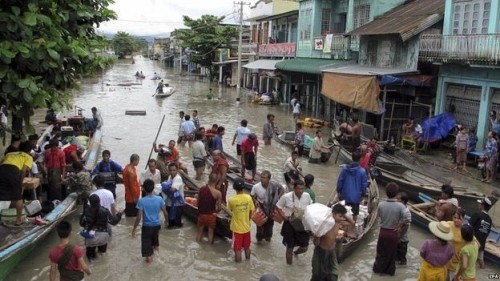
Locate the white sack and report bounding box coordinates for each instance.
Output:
[302,203,336,237]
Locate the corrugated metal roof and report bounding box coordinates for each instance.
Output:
[243,59,281,70]
[323,65,417,76]
[275,58,351,74]
[348,0,445,42]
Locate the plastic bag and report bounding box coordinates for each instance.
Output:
[302,203,336,237]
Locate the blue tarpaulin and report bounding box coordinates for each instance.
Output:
[420,113,456,142]
[379,75,433,87]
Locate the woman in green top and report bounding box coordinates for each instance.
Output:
[454,224,479,281]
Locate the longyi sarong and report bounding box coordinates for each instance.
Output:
[311,245,338,281]
[373,228,399,276]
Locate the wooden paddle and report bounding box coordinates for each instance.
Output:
[145,114,166,170]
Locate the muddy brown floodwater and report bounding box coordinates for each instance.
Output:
[6,57,498,280]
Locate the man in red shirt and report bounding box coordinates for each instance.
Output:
[153,140,188,174]
[44,139,66,201]
[49,221,91,281]
[241,133,259,182]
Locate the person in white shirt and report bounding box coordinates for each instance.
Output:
[177,111,185,144]
[283,151,303,187]
[162,163,185,228]
[251,170,284,242]
[85,107,103,131]
[232,119,251,161]
[191,133,206,180]
[293,101,301,120]
[276,180,312,265]
[140,159,161,195]
[90,174,118,215]
[181,115,196,148]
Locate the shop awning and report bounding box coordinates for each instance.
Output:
[379,74,434,87]
[322,73,382,114]
[322,65,420,113]
[213,59,248,65]
[275,58,349,75]
[243,59,280,70]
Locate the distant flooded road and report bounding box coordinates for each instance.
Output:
[5,57,498,280]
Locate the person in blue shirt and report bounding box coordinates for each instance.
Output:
[131,179,168,263]
[336,150,368,223]
[213,126,225,152]
[92,150,123,199]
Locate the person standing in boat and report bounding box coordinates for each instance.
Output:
[92,150,123,199]
[44,138,67,201]
[212,126,225,152]
[436,185,459,221]
[123,154,140,217]
[276,179,312,265]
[84,107,103,132]
[196,173,222,244]
[177,111,185,144]
[345,113,362,152]
[156,80,164,94]
[0,141,33,225]
[250,170,284,242]
[211,150,229,204]
[336,150,367,224]
[372,182,409,276]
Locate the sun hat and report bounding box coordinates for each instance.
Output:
[477,197,492,206]
[428,221,453,241]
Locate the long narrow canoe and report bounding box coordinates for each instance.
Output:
[206,151,260,192]
[0,128,102,281]
[336,175,379,263]
[179,171,232,239]
[374,161,488,214]
[409,202,500,266]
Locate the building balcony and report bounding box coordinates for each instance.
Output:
[419,34,500,65]
[313,35,351,59]
[258,42,296,57]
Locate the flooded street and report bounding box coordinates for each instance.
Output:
[5,58,498,280]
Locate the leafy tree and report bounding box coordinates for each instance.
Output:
[112,31,137,59]
[174,15,237,80]
[134,38,149,55]
[0,0,116,135]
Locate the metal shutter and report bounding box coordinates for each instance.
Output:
[446,84,481,130]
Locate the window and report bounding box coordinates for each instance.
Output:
[353,0,370,28]
[299,8,313,40]
[453,0,490,34]
[321,8,332,35]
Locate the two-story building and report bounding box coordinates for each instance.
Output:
[243,0,299,99]
[321,0,445,140]
[419,0,500,147]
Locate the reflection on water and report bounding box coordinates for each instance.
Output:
[6,58,498,280]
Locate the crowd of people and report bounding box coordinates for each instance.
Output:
[1,103,497,281]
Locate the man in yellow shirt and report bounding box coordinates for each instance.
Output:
[0,141,33,225]
[228,178,255,262]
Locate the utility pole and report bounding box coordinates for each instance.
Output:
[235,1,249,101]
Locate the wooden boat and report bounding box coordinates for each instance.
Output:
[408,202,500,266]
[206,151,259,192]
[336,175,380,263]
[275,131,312,155]
[0,128,102,280]
[125,110,147,116]
[155,86,175,98]
[374,161,487,214]
[179,171,232,239]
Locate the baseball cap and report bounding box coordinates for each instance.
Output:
[477,197,492,206]
[233,178,246,191]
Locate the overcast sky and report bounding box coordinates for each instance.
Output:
[98,0,252,36]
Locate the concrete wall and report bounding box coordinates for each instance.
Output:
[273,0,299,14]
[435,65,500,148]
[250,0,273,19]
[358,35,419,70]
[370,0,407,20]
